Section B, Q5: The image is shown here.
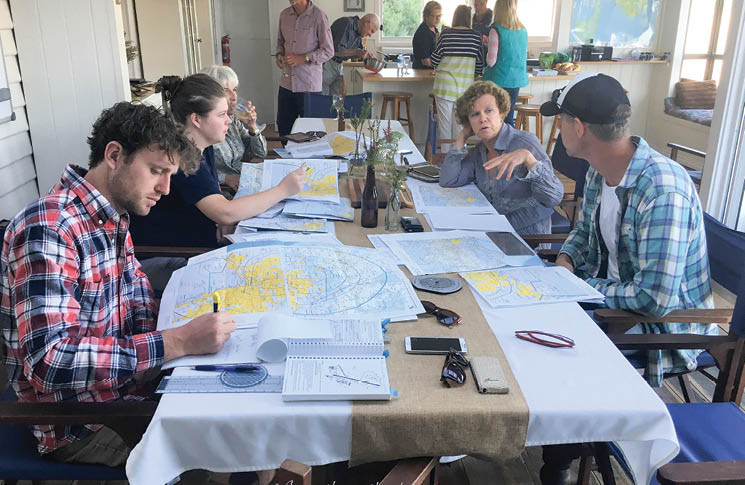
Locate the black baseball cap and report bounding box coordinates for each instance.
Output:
[540,73,630,124]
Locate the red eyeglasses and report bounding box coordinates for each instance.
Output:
[515,330,575,348]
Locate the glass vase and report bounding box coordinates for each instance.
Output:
[360,164,378,228]
[385,189,401,231]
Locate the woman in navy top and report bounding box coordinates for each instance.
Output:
[130,74,305,249]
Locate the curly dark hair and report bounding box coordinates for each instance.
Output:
[455,81,511,126]
[87,102,200,175]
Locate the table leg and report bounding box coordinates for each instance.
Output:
[540,444,582,485]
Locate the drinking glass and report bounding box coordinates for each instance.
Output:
[332,94,345,120]
[403,54,411,74]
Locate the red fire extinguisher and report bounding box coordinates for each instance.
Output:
[221,35,231,66]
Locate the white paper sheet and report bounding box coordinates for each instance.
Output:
[375,230,506,275]
[460,266,605,309]
[238,213,331,233]
[406,179,495,214]
[255,314,333,362]
[427,211,512,232]
[283,198,354,221]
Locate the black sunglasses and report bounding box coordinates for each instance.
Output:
[421,300,461,327]
[441,349,470,387]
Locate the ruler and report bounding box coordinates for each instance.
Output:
[156,375,284,394]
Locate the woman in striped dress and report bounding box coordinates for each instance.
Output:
[431,5,484,150]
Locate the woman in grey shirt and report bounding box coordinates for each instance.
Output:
[202,65,268,193]
[440,81,563,234]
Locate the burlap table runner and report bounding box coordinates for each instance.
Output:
[333,185,529,466]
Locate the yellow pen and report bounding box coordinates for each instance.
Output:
[212,292,221,313]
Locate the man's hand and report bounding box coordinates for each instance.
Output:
[483,148,538,181]
[421,58,432,67]
[555,253,575,273]
[162,312,236,362]
[284,53,306,66]
[455,125,474,149]
[360,49,372,59]
[279,165,306,197]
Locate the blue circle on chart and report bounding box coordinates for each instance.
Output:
[220,365,269,388]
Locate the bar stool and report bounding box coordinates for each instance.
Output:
[380,92,415,142]
[514,104,543,144]
[546,114,561,155]
[516,94,533,105]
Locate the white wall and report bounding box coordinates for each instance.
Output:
[214,0,274,125]
[0,0,37,220]
[11,0,129,194]
[137,0,188,81]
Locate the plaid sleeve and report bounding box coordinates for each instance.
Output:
[560,194,592,273]
[586,192,694,316]
[128,234,158,334]
[9,223,163,395]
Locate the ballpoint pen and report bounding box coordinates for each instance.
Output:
[193,364,261,372]
[213,292,220,313]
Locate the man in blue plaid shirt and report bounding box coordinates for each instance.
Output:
[540,73,716,388]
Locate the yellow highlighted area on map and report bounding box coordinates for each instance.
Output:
[300,173,338,197]
[463,270,541,300]
[329,134,357,155]
[174,254,287,322]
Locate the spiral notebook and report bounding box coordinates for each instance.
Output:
[282,319,392,401]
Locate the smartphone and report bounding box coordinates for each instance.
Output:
[401,216,424,232]
[405,336,467,355]
[486,231,536,256]
[411,165,440,177]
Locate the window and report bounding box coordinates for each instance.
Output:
[681,0,732,82]
[380,0,557,41]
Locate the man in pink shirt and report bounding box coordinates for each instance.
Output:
[276,0,334,136]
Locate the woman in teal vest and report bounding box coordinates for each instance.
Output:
[482,0,528,127]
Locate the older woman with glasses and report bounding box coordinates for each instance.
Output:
[412,1,442,69]
[439,81,563,236]
[202,65,267,192]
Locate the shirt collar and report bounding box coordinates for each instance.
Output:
[488,121,516,153]
[616,136,644,189]
[61,164,121,226]
[352,16,360,35]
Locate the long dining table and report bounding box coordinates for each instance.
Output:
[125,118,679,485]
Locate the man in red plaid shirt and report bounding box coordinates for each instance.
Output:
[0,103,237,467]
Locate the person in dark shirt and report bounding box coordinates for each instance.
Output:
[129,74,305,291]
[472,0,493,37]
[322,13,379,95]
[412,1,441,70]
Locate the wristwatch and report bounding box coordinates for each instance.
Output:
[305,54,310,63]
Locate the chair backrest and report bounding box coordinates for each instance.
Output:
[704,212,745,338]
[550,135,590,200]
[302,92,372,119]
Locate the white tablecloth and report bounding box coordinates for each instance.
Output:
[126,302,678,485]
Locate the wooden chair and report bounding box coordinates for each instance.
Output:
[380,92,415,142]
[546,114,561,156]
[526,213,743,403]
[668,142,705,190]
